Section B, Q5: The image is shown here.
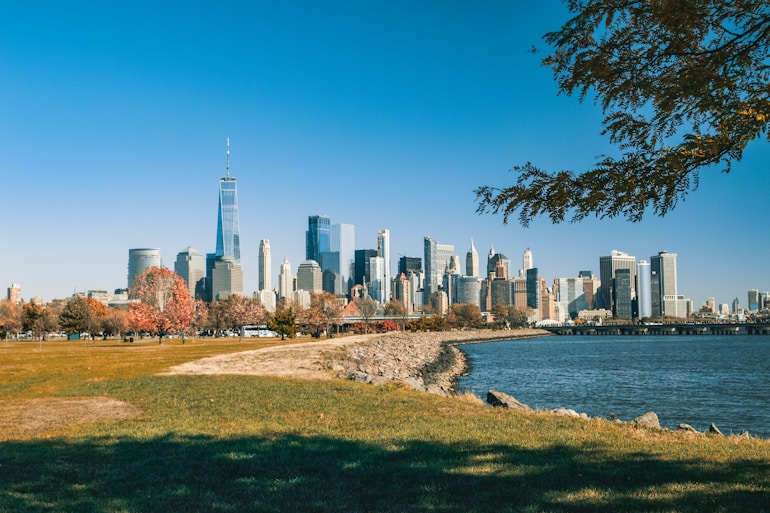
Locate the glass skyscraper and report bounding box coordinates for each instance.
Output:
[306,215,330,264]
[215,140,241,261]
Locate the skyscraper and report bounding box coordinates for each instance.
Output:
[598,250,636,314]
[259,239,271,292]
[522,248,533,272]
[306,215,330,264]
[377,229,391,303]
[328,223,355,295]
[127,248,161,289]
[211,256,243,301]
[279,258,293,299]
[650,251,678,315]
[297,260,323,294]
[424,236,455,303]
[174,247,205,299]
[215,139,241,261]
[637,260,652,319]
[466,239,479,277]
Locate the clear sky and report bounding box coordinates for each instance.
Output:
[1,1,768,308]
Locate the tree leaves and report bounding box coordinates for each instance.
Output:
[478,0,770,225]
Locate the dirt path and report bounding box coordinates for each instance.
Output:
[161,334,378,380]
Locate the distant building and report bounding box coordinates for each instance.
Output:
[369,256,385,303]
[598,250,636,314]
[522,248,533,273]
[614,268,633,319]
[127,248,161,289]
[306,215,330,264]
[456,276,482,308]
[393,273,412,312]
[486,246,511,279]
[332,223,355,296]
[526,267,541,320]
[651,251,678,316]
[296,260,322,294]
[636,260,652,319]
[211,256,243,301]
[258,240,271,292]
[466,240,479,277]
[398,256,422,276]
[279,258,293,299]
[257,289,276,313]
[7,283,21,304]
[377,229,391,303]
[424,236,455,303]
[354,249,377,287]
[175,247,205,299]
[554,277,589,320]
[748,289,760,311]
[215,139,241,262]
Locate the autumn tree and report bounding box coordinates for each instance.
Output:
[305,292,343,338]
[0,300,22,339]
[446,303,483,329]
[384,300,409,330]
[477,1,770,225]
[207,295,265,336]
[490,304,529,329]
[129,267,195,344]
[59,296,105,338]
[353,296,379,334]
[101,308,130,339]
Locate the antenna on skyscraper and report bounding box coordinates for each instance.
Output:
[226,137,231,179]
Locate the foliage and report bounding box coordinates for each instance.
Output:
[354,296,379,333]
[0,300,22,339]
[267,307,297,340]
[477,1,770,225]
[304,292,343,338]
[207,295,264,334]
[129,267,195,343]
[59,296,106,337]
[490,304,530,328]
[446,303,483,329]
[101,308,130,338]
[415,315,446,332]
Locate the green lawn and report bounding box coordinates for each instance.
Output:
[1,338,768,512]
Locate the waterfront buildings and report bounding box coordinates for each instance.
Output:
[598,250,636,315]
[174,247,205,299]
[637,260,652,319]
[127,248,161,289]
[258,239,271,292]
[651,250,677,315]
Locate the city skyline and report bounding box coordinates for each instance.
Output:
[1,2,768,306]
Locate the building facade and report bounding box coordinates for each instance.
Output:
[215,140,241,262]
[424,236,455,303]
[174,247,205,299]
[296,260,322,294]
[211,256,244,301]
[127,248,161,289]
[306,215,330,264]
[258,239,271,292]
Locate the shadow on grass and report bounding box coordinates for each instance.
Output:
[1,434,767,512]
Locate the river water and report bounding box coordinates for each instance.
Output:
[456,334,770,438]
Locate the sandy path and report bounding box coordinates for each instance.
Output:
[161,334,377,379]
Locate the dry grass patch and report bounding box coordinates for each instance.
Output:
[0,396,140,439]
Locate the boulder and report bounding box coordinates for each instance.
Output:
[551,407,580,417]
[486,390,532,411]
[709,423,723,435]
[678,423,700,434]
[632,412,660,429]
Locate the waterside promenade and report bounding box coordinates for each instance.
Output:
[542,322,770,336]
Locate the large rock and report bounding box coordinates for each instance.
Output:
[709,423,723,435]
[632,411,660,429]
[486,390,532,411]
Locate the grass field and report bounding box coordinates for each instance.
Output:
[1,337,768,512]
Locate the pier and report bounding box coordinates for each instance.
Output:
[541,323,770,336]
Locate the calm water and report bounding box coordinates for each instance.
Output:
[457,335,770,438]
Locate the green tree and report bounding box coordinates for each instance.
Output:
[267,308,297,340]
[477,1,770,225]
[59,296,97,337]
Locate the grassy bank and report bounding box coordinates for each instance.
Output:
[1,337,768,512]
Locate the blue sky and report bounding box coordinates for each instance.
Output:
[1,1,768,308]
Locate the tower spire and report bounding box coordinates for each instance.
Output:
[226,137,231,179]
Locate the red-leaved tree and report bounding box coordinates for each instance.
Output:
[129,267,195,344]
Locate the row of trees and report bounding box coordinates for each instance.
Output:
[0,267,532,342]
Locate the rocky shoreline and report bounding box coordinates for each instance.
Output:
[326,328,548,395]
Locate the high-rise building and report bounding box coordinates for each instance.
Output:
[369,256,385,303]
[398,256,422,276]
[354,249,378,287]
[456,276,482,308]
[377,229,391,303]
[466,239,479,277]
[306,215,331,264]
[259,239,271,292]
[424,236,455,303]
[127,248,161,289]
[174,247,205,299]
[526,267,541,320]
[650,250,677,316]
[297,260,322,294]
[332,223,355,295]
[522,248,533,272]
[215,139,241,261]
[598,250,636,314]
[614,268,633,319]
[393,273,412,312]
[554,277,589,320]
[637,260,652,319]
[487,247,511,279]
[279,258,292,299]
[7,283,21,304]
[211,256,244,301]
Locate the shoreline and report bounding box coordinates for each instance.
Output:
[327,328,550,395]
